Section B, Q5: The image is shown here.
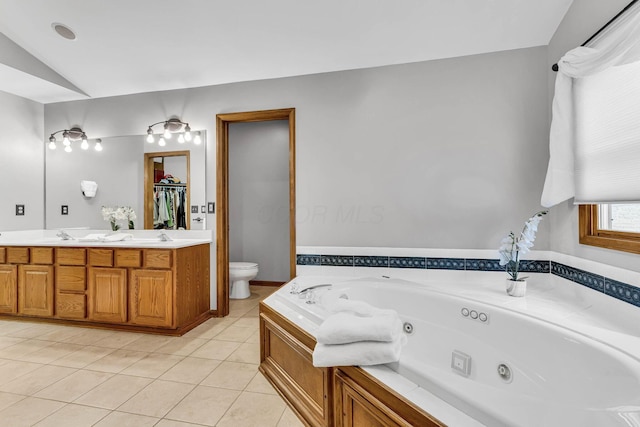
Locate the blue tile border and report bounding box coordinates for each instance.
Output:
[297,253,640,308]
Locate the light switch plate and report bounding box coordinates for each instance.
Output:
[191,206,198,214]
[207,202,215,214]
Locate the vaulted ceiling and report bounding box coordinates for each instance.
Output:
[0,0,573,104]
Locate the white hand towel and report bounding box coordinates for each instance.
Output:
[312,334,407,367]
[316,312,402,345]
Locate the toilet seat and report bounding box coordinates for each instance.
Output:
[230,262,258,270]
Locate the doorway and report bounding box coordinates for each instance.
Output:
[215,108,296,316]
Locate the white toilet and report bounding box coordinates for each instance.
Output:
[229,262,259,299]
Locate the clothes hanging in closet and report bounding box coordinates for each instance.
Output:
[153,186,186,229]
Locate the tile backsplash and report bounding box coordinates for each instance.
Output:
[296,248,640,308]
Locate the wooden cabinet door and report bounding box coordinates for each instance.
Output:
[18,265,54,317]
[88,267,127,323]
[129,269,173,327]
[0,265,17,314]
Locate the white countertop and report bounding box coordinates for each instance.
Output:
[0,229,212,249]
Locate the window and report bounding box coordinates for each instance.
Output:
[580,205,640,254]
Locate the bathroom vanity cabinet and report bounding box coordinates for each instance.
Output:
[259,303,444,427]
[0,243,210,335]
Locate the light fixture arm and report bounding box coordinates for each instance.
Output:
[145,117,193,144]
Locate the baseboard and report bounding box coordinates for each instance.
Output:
[250,280,285,287]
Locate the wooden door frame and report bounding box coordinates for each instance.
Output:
[143,151,191,229]
[215,108,296,316]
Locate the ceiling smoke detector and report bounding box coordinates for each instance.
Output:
[52,23,76,40]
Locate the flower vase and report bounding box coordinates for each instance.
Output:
[110,220,120,232]
[128,220,135,230]
[506,279,526,297]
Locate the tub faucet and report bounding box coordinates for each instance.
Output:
[56,230,74,240]
[158,232,173,242]
[296,284,332,295]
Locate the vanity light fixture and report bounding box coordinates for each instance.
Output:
[145,117,193,145]
[48,127,98,153]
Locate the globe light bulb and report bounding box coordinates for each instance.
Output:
[184,124,192,142]
[64,144,72,153]
[193,132,202,145]
[178,134,185,143]
[81,140,89,150]
[48,141,56,150]
[94,140,103,151]
[146,133,155,143]
[158,137,166,147]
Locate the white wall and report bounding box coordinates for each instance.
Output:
[229,121,290,282]
[0,90,44,231]
[547,0,640,272]
[44,45,550,252]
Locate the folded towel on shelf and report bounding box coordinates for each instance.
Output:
[312,334,407,367]
[316,311,403,345]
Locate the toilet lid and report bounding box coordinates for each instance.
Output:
[230,262,258,270]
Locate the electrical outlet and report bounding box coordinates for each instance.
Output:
[61,205,69,215]
[15,204,24,216]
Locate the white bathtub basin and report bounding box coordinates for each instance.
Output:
[266,277,640,427]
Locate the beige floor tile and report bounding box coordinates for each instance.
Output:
[226,342,260,364]
[233,317,259,328]
[245,330,260,343]
[214,325,256,342]
[200,361,258,390]
[184,321,233,340]
[33,403,110,427]
[51,345,116,368]
[245,371,277,395]
[0,364,77,395]
[189,339,241,360]
[155,419,209,427]
[63,328,116,345]
[0,396,65,427]
[0,336,25,350]
[120,353,183,378]
[6,324,57,339]
[0,391,25,411]
[117,379,194,418]
[84,348,148,373]
[165,385,240,426]
[216,391,285,427]
[36,326,86,342]
[121,334,173,352]
[34,369,113,402]
[154,337,208,356]
[0,359,43,386]
[0,321,36,336]
[21,341,84,364]
[92,331,143,349]
[74,374,152,410]
[0,338,56,360]
[159,357,221,384]
[277,405,305,427]
[93,411,159,427]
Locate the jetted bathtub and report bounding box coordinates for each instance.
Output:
[266,277,640,427]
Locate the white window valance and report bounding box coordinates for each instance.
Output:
[541,2,640,207]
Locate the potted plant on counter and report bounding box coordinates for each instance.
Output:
[498,210,548,297]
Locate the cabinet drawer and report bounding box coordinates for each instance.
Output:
[56,266,86,292]
[7,247,29,264]
[57,293,86,319]
[88,249,114,267]
[115,249,141,267]
[144,249,172,269]
[57,248,86,265]
[32,248,54,265]
[0,247,5,264]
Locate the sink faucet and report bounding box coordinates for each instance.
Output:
[158,232,173,242]
[56,230,74,240]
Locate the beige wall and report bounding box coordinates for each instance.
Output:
[0,90,44,230]
[44,46,550,251]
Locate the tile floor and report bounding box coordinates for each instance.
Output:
[0,286,304,427]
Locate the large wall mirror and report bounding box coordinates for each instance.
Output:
[45,132,206,230]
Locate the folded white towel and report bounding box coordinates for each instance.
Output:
[312,334,407,367]
[324,297,396,317]
[316,311,402,345]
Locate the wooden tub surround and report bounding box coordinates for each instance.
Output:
[259,302,446,427]
[0,244,210,335]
